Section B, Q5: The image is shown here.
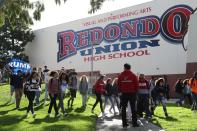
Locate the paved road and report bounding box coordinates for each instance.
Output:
[96,106,164,131]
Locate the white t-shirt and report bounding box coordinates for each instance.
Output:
[43,72,50,83]
[61,80,68,92]
[29,79,41,92]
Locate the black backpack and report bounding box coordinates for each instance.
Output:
[23,82,30,96]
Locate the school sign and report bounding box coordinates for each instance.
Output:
[26,0,197,75]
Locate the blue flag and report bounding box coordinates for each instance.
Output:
[8,59,31,74]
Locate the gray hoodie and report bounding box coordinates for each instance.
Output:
[79,81,88,95]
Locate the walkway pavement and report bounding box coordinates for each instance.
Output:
[96,106,164,131]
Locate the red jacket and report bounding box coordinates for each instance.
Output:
[48,78,60,94]
[118,70,139,93]
[139,79,149,90]
[94,80,105,94]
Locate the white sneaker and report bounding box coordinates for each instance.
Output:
[102,112,106,117]
[32,113,36,118]
[64,112,68,116]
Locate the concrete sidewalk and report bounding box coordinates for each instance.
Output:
[96,106,164,131]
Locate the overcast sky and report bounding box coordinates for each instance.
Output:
[31,0,152,30]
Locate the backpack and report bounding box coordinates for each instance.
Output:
[23,82,30,96]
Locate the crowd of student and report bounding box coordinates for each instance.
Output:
[91,64,170,127]
[91,63,197,128]
[1,63,197,128]
[175,77,197,110]
[5,66,85,117]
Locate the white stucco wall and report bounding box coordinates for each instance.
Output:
[187,13,197,63]
[25,0,197,75]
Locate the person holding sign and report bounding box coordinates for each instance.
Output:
[6,68,24,109]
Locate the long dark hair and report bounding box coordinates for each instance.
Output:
[29,72,39,82]
[176,78,182,85]
[155,78,164,87]
[59,72,69,84]
[183,79,189,86]
[98,75,104,81]
[106,78,112,85]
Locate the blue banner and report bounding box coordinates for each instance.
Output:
[8,59,31,74]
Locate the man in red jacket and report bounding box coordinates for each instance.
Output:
[118,63,139,128]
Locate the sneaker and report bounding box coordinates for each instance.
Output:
[114,112,118,116]
[91,109,94,114]
[55,113,61,117]
[109,109,112,114]
[145,116,152,121]
[33,113,36,118]
[102,112,106,117]
[123,123,129,128]
[133,123,140,127]
[165,113,168,117]
[64,112,68,116]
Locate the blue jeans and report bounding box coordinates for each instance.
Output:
[58,92,65,113]
[44,83,49,102]
[35,91,41,105]
[81,94,88,107]
[176,93,184,106]
[156,96,168,115]
[112,95,120,111]
[104,95,115,113]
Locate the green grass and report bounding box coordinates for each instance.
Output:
[0,85,100,131]
[152,103,197,131]
[1,84,197,131]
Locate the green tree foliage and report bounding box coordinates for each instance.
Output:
[0,0,107,68]
[55,0,67,5]
[0,0,107,26]
[54,0,106,13]
[89,0,106,13]
[0,19,35,68]
[0,0,43,68]
[0,0,44,27]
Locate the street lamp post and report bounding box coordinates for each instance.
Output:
[90,42,94,91]
[90,41,98,92]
